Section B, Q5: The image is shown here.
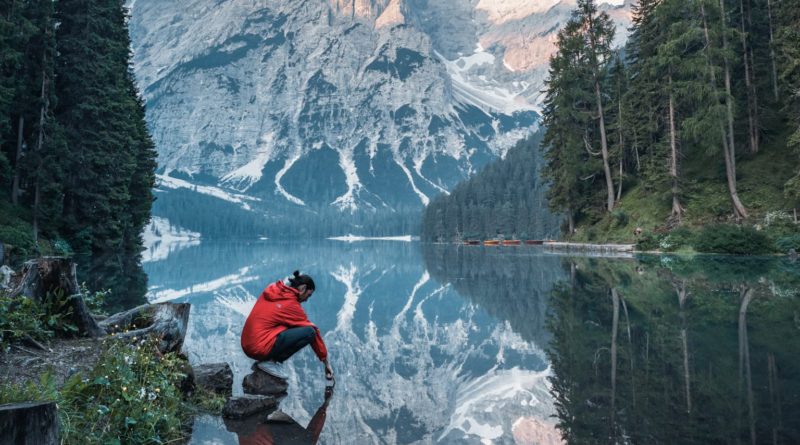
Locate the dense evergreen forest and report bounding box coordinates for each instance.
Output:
[541,0,800,243]
[421,133,562,242]
[0,1,155,267]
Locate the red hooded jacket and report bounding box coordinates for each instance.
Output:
[241,281,328,362]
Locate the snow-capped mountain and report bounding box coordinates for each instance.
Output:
[128,0,630,234]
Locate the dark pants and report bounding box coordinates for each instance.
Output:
[266,326,315,362]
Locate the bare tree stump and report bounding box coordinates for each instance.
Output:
[0,401,59,445]
[99,303,190,354]
[9,257,105,337]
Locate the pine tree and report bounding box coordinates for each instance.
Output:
[55,0,155,257]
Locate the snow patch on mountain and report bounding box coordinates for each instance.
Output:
[437,47,534,115]
[156,174,260,211]
[141,217,201,263]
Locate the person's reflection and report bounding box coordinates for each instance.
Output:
[235,387,332,445]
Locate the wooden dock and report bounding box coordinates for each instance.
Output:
[543,241,636,252]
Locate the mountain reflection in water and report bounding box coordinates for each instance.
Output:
[143,241,800,444]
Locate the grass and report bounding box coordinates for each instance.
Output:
[569,130,799,251]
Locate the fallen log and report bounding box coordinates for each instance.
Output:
[99,302,190,354]
[9,257,105,337]
[0,401,59,445]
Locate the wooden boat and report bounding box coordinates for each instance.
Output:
[483,240,500,246]
[525,240,544,245]
[502,240,521,246]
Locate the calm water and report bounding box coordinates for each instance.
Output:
[143,240,800,444]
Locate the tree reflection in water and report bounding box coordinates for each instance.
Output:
[546,255,800,444]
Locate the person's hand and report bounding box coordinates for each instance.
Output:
[325,363,334,381]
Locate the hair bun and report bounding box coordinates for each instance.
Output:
[292,270,301,278]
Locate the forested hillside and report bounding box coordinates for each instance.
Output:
[540,0,800,249]
[421,132,561,242]
[0,1,156,267]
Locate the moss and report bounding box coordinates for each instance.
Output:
[571,133,798,253]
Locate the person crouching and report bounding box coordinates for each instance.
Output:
[241,270,334,382]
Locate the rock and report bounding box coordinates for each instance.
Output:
[0,265,13,289]
[193,363,233,396]
[100,302,190,353]
[9,258,105,337]
[0,401,59,445]
[222,395,277,419]
[242,365,288,397]
[266,409,295,423]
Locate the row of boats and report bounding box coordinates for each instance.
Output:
[463,239,547,246]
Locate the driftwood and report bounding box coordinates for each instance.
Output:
[9,257,105,337]
[99,302,190,354]
[0,401,59,445]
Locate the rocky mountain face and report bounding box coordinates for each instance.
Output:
[128,0,630,235]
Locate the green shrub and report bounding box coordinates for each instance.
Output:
[611,209,629,227]
[693,224,773,255]
[0,225,37,259]
[0,296,52,350]
[775,234,800,253]
[660,227,694,252]
[0,336,190,444]
[636,232,662,251]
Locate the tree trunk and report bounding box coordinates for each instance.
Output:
[676,281,692,414]
[701,1,748,219]
[0,401,58,445]
[567,209,575,235]
[33,67,48,244]
[11,116,24,205]
[766,0,779,101]
[99,302,191,354]
[738,286,756,445]
[595,80,616,212]
[767,352,782,444]
[739,0,759,154]
[668,75,684,220]
[617,92,624,202]
[9,257,105,337]
[584,3,615,212]
[720,0,739,181]
[610,288,620,431]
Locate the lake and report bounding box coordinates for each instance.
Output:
[143,240,800,444]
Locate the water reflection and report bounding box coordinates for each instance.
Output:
[226,387,332,445]
[547,255,800,444]
[145,241,562,444]
[142,242,800,444]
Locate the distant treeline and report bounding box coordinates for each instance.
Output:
[421,132,561,242]
[0,0,156,260]
[541,0,800,233]
[153,187,422,239]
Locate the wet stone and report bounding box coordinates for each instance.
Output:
[193,363,233,396]
[242,365,288,397]
[222,395,277,419]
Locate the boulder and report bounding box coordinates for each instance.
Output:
[0,265,13,289]
[193,362,233,396]
[0,401,58,445]
[242,365,288,397]
[100,302,190,353]
[222,395,277,419]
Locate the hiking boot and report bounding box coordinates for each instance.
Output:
[256,360,288,380]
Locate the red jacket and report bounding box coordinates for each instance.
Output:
[241,281,328,362]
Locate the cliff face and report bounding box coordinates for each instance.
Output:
[128,0,630,233]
